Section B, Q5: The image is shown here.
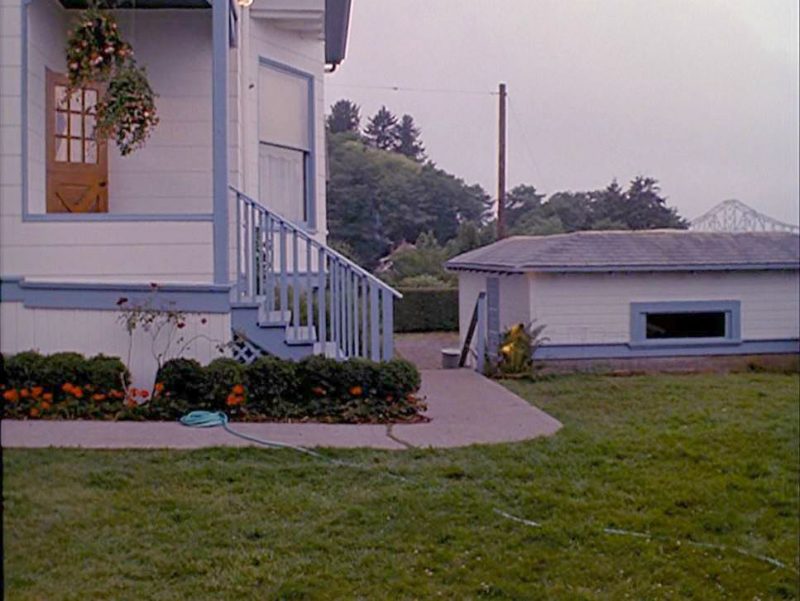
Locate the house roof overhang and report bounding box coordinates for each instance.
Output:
[324,0,351,67]
[60,0,211,8]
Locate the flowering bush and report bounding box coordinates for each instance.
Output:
[1,351,133,420]
[496,321,549,377]
[2,351,425,423]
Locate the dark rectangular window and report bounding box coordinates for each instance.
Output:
[645,312,726,339]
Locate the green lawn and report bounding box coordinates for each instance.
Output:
[4,373,799,600]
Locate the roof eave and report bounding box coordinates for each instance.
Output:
[446,262,800,274]
[325,0,351,67]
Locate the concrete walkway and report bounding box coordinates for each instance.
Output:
[1,370,561,450]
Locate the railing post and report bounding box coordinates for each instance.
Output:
[235,193,242,299]
[369,281,380,361]
[317,247,326,350]
[361,277,368,359]
[292,231,300,333]
[381,289,393,360]
[279,224,288,315]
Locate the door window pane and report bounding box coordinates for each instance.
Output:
[69,138,83,163]
[69,113,82,138]
[55,137,68,162]
[55,112,68,136]
[84,89,97,113]
[69,90,82,111]
[55,85,68,110]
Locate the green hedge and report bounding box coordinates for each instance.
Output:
[1,351,131,419]
[395,287,459,332]
[1,351,425,424]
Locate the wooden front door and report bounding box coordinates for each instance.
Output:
[46,70,108,213]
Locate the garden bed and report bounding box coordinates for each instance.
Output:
[1,352,425,424]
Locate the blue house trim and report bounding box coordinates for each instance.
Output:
[257,56,317,230]
[212,0,230,285]
[534,339,800,360]
[0,277,231,313]
[629,300,742,348]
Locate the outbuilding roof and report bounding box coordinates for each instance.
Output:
[445,230,800,274]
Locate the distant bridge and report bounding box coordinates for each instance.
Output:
[690,199,799,234]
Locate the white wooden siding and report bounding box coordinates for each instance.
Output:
[244,18,326,238]
[0,0,216,283]
[0,302,231,386]
[528,270,800,344]
[457,272,530,346]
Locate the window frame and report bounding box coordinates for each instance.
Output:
[629,300,742,348]
[257,57,316,231]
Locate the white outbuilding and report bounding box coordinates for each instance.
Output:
[446,230,800,361]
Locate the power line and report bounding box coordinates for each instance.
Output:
[507,96,544,189]
[327,82,498,96]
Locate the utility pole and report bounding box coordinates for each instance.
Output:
[497,82,507,239]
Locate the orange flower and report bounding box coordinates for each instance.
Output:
[41,401,52,411]
[71,387,84,398]
[125,396,138,408]
[349,386,363,397]
[311,386,326,397]
[62,382,74,393]
[232,384,245,395]
[92,393,107,402]
[109,390,124,399]
[29,407,40,417]
[226,394,243,407]
[20,388,30,398]
[154,382,165,394]
[3,389,19,403]
[42,392,53,402]
[31,386,44,398]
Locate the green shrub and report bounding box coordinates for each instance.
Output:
[395,287,458,332]
[2,350,129,420]
[2,350,425,424]
[245,356,299,417]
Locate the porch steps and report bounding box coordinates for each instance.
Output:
[231,303,343,362]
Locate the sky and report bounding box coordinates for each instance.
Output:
[326,0,800,226]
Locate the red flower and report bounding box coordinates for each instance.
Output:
[349,386,363,397]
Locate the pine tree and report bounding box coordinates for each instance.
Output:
[394,114,425,161]
[326,99,361,134]
[364,106,399,151]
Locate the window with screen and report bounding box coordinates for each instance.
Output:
[630,301,741,346]
[258,62,312,225]
[645,311,727,339]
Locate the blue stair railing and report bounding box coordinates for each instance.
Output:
[232,187,402,360]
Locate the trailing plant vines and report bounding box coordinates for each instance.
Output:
[65,2,158,155]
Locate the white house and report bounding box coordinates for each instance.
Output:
[0,0,399,384]
[446,231,800,363]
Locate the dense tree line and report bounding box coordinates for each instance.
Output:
[325,99,688,282]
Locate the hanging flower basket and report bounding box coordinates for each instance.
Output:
[65,4,158,155]
[65,6,132,89]
[96,63,160,156]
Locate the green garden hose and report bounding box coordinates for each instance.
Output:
[179,410,324,459]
